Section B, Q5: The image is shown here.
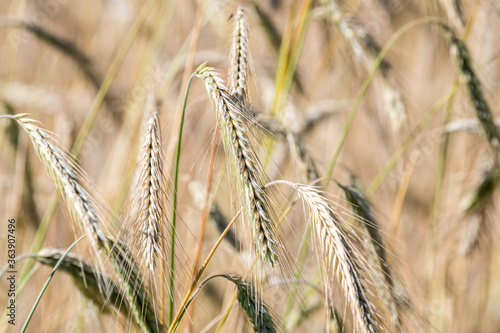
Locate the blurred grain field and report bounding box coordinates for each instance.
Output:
[1,0,500,332]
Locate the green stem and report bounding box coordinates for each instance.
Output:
[169,74,195,325]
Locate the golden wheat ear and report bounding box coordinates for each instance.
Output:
[6,114,110,252]
[128,110,167,275]
[338,182,401,330]
[3,114,160,332]
[228,6,250,103]
[223,275,278,333]
[267,180,381,333]
[107,237,163,333]
[460,167,500,255]
[441,24,500,152]
[195,64,279,267]
[35,248,130,316]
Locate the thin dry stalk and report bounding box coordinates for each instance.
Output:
[195,64,278,266]
[228,6,250,102]
[271,180,380,332]
[132,111,166,274]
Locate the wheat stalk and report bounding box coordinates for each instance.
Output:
[108,238,161,333]
[35,248,129,316]
[224,275,277,333]
[441,24,500,152]
[338,182,400,329]
[10,114,109,252]
[228,6,250,102]
[6,114,157,332]
[132,111,166,274]
[269,180,380,332]
[195,64,278,266]
[460,167,500,255]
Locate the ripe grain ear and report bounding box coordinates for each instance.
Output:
[195,64,279,267]
[228,6,250,103]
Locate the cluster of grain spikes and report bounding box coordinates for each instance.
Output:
[194,64,279,267]
[1,114,159,333]
[268,180,381,332]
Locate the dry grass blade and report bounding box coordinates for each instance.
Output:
[228,6,250,102]
[441,24,500,152]
[272,181,380,332]
[224,275,277,333]
[132,111,166,274]
[195,64,278,266]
